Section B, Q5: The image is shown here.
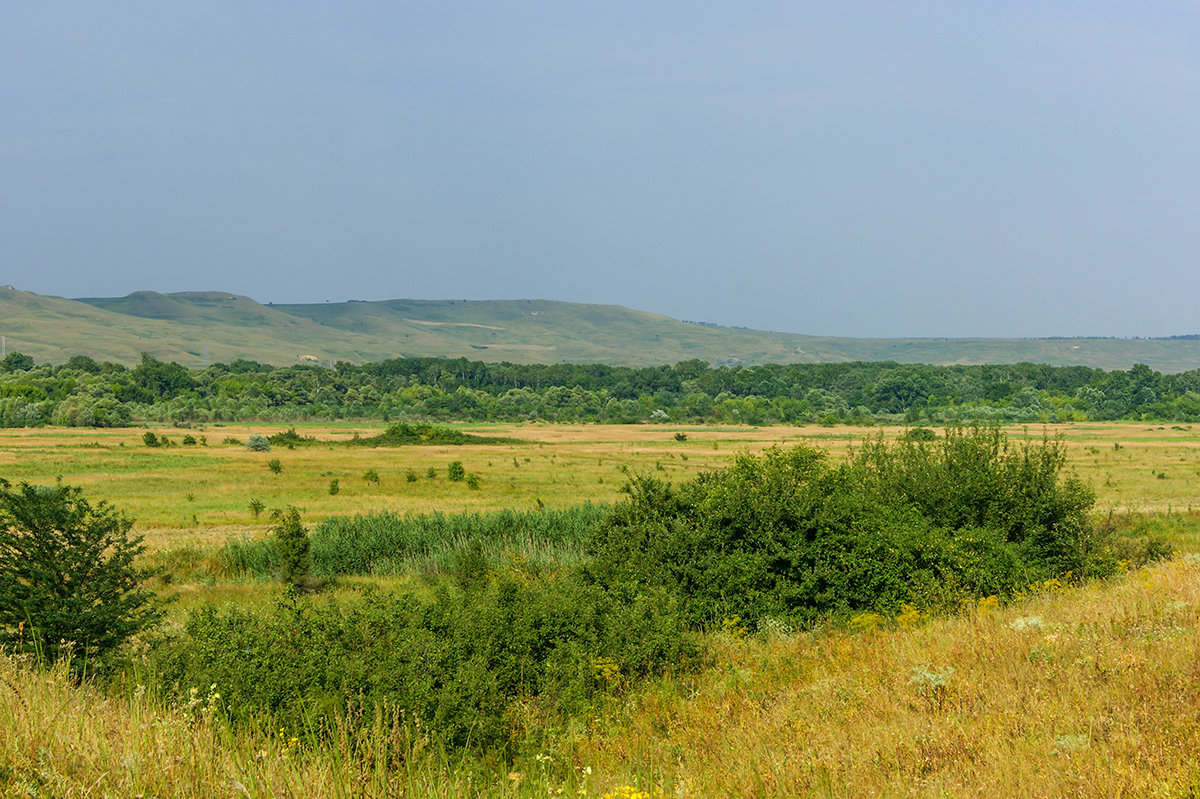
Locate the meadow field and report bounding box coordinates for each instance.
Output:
[2,420,1200,797]
[5,420,1200,534]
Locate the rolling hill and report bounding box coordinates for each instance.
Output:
[3,286,1200,372]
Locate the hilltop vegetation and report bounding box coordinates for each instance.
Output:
[5,286,1200,370]
[4,349,1200,428]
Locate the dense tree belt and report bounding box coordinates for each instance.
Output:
[2,351,1198,427]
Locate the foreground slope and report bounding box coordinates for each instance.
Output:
[3,286,1200,370]
[3,555,1197,797]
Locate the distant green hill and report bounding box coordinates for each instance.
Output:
[2,286,1199,372]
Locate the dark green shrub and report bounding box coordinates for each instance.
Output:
[0,480,162,671]
[142,431,160,447]
[363,469,381,485]
[248,498,265,519]
[465,473,480,490]
[586,425,1114,628]
[347,423,513,447]
[273,507,309,586]
[268,428,316,447]
[447,461,466,482]
[181,434,198,446]
[151,572,696,754]
[405,469,418,483]
[328,479,340,496]
[266,458,282,474]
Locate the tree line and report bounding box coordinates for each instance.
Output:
[2,350,1200,427]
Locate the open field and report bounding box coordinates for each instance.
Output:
[3,420,1200,797]
[2,421,1200,548]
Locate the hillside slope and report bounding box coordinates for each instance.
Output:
[3,286,1200,371]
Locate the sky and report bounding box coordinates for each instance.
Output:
[4,1,1200,338]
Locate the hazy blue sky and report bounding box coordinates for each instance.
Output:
[4,2,1200,337]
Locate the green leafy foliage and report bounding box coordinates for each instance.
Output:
[5,351,1200,428]
[245,435,271,452]
[347,422,511,447]
[447,461,465,482]
[586,425,1140,628]
[0,480,162,670]
[151,569,696,754]
[268,428,317,447]
[272,507,309,586]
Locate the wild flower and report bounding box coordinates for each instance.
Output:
[721,615,748,639]
[591,656,621,688]
[599,785,665,799]
[849,612,884,632]
[895,603,925,630]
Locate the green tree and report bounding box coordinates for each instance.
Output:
[0,480,162,670]
[0,352,34,373]
[273,507,309,586]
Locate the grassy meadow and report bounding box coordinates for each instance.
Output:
[3,420,1200,797]
[3,419,1199,541]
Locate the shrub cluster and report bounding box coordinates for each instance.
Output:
[584,425,1161,627]
[150,569,696,754]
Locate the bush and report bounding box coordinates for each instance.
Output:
[272,507,309,586]
[245,435,271,452]
[151,570,696,754]
[347,423,512,447]
[328,479,340,496]
[266,459,282,474]
[447,461,466,482]
[586,425,1115,628]
[142,431,161,447]
[268,428,316,447]
[906,427,937,441]
[363,469,381,485]
[0,480,162,671]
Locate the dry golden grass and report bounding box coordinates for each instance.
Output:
[3,558,1199,797]
[571,555,1200,797]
